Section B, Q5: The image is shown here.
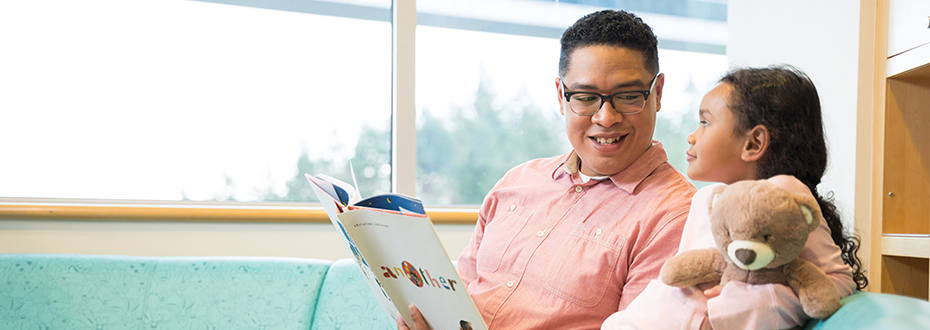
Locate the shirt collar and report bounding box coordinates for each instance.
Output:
[552,141,670,194]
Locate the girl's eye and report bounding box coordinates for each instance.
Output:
[699,120,708,126]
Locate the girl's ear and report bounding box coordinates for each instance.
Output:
[742,124,770,162]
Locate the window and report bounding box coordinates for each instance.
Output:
[0,0,392,203]
[0,0,726,215]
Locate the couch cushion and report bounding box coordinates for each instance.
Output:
[0,254,331,330]
[311,258,395,330]
[805,291,930,330]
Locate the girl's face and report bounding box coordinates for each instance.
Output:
[686,82,758,184]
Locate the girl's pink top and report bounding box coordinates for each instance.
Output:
[602,175,856,330]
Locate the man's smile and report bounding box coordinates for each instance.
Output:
[594,136,624,145]
[590,133,628,146]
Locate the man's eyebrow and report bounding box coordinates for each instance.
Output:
[567,79,649,91]
[613,79,650,89]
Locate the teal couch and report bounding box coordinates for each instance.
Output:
[3,254,929,330]
[805,291,930,330]
[0,254,394,330]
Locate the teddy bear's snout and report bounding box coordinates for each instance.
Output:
[727,240,775,270]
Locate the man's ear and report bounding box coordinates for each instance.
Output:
[653,73,665,114]
[555,77,566,116]
[742,124,769,162]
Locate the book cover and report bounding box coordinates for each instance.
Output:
[307,174,486,330]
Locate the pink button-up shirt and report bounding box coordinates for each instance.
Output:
[457,142,696,330]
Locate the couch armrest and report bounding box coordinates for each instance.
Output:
[804,292,930,330]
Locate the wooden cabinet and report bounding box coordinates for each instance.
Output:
[860,0,930,301]
[880,70,930,300]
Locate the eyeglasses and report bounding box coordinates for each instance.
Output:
[560,73,659,116]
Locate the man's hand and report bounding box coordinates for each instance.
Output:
[397,304,431,330]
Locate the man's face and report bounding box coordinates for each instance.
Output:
[556,45,664,177]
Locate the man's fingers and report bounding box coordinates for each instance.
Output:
[397,304,430,330]
[397,311,411,330]
[409,304,430,329]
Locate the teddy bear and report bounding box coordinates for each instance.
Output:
[659,179,841,319]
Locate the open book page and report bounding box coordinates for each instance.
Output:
[307,174,487,330]
[309,180,399,320]
[314,173,362,206]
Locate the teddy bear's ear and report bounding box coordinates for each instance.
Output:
[708,185,728,214]
[793,193,822,228]
[800,205,814,225]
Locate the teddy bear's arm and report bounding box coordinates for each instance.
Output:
[659,248,726,288]
[783,258,842,319]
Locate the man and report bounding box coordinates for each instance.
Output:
[401,9,695,329]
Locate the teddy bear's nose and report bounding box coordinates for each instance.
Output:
[735,249,757,265]
[728,240,775,270]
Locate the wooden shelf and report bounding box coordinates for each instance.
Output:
[882,234,930,258]
[881,255,929,300]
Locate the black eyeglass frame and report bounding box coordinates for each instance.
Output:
[560,73,660,116]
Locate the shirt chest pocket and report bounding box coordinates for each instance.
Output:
[544,226,625,307]
[476,205,533,272]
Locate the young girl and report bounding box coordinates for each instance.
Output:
[602,65,867,330]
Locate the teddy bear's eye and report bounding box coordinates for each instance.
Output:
[763,234,772,242]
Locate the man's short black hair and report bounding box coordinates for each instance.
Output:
[559,10,659,77]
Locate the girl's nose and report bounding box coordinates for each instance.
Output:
[687,131,696,146]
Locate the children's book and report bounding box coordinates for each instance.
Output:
[306,173,487,330]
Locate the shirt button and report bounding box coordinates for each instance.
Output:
[537,230,544,237]
[596,228,602,236]
[509,204,516,211]
[574,186,583,193]
[507,280,514,287]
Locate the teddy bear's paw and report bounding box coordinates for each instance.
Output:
[801,294,841,319]
[659,249,723,287]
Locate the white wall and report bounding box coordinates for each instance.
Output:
[727,0,861,232]
[0,220,476,261]
[2,2,865,260]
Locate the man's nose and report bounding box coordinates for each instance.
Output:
[591,100,623,126]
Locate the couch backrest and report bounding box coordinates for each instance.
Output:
[311,258,395,330]
[0,254,331,330]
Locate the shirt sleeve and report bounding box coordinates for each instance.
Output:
[602,280,709,330]
[677,183,724,253]
[457,196,495,287]
[766,175,856,296]
[616,207,689,311]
